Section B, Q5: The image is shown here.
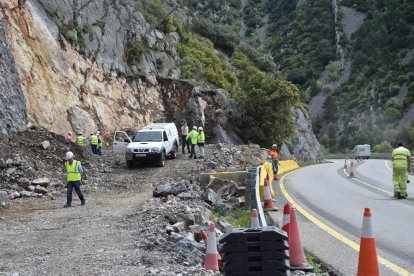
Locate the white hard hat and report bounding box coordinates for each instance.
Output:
[193,126,197,130]
[198,127,203,131]
[68,131,72,134]
[272,144,277,148]
[96,131,100,135]
[65,151,74,160]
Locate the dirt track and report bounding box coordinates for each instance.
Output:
[0,147,209,275]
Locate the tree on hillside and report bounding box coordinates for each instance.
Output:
[239,78,301,147]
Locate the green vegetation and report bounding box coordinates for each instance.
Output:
[315,0,414,152]
[124,41,146,64]
[224,208,252,228]
[177,33,237,91]
[266,0,336,91]
[305,252,325,273]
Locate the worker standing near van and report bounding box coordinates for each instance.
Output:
[181,121,190,154]
[197,127,205,159]
[392,142,411,199]
[187,126,198,159]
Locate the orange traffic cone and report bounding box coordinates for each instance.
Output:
[344,160,348,169]
[251,208,260,228]
[263,177,278,211]
[357,208,379,276]
[349,161,355,178]
[282,203,290,234]
[289,207,313,271]
[204,223,219,271]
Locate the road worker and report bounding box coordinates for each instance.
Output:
[65,131,72,144]
[187,126,198,159]
[270,144,280,180]
[197,127,205,159]
[76,132,84,147]
[392,142,411,199]
[181,121,190,154]
[97,131,103,156]
[64,151,85,207]
[89,132,98,154]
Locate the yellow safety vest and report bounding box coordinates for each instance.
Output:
[90,135,98,145]
[187,130,199,145]
[76,136,84,146]
[65,160,81,182]
[392,147,411,167]
[197,131,205,143]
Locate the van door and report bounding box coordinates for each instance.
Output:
[113,131,132,154]
[163,131,172,153]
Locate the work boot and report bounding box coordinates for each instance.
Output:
[394,191,400,198]
[81,201,85,206]
[64,204,71,208]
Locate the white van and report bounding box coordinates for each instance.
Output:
[113,123,179,168]
[355,144,371,160]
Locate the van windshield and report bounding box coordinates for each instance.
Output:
[133,131,162,142]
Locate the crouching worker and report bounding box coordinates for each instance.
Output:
[64,151,85,208]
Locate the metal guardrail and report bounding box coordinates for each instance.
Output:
[255,166,267,227]
[325,152,392,160]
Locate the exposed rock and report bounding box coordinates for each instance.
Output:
[40,140,50,150]
[0,12,27,135]
[0,159,6,168]
[34,185,48,194]
[20,191,33,197]
[202,188,220,205]
[153,181,188,197]
[285,108,324,162]
[207,177,238,200]
[215,216,232,233]
[213,196,241,215]
[31,178,50,188]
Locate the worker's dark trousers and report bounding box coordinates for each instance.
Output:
[91,144,98,154]
[181,135,190,153]
[189,143,197,159]
[66,181,85,206]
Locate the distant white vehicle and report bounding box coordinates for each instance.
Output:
[113,123,179,168]
[355,144,371,160]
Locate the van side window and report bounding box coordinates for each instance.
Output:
[163,131,168,141]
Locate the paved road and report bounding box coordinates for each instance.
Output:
[275,159,414,275]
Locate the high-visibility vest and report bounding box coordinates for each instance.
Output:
[392,147,411,167]
[65,160,81,182]
[90,135,98,145]
[76,135,84,146]
[197,131,205,143]
[187,130,198,145]
[98,135,103,147]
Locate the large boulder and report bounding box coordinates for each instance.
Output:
[153,181,188,197]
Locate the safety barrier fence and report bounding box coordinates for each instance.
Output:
[325,152,392,159]
[245,160,300,227]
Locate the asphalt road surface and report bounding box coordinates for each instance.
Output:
[277,159,414,276]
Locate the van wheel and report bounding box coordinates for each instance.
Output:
[126,160,134,169]
[157,151,166,167]
[170,143,178,159]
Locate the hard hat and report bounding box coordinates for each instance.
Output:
[68,131,72,134]
[65,151,74,160]
[193,126,197,130]
[90,132,94,135]
[78,132,82,135]
[272,144,277,148]
[96,131,100,135]
[198,127,203,131]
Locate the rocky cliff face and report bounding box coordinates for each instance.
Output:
[1,0,323,161]
[0,11,27,135]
